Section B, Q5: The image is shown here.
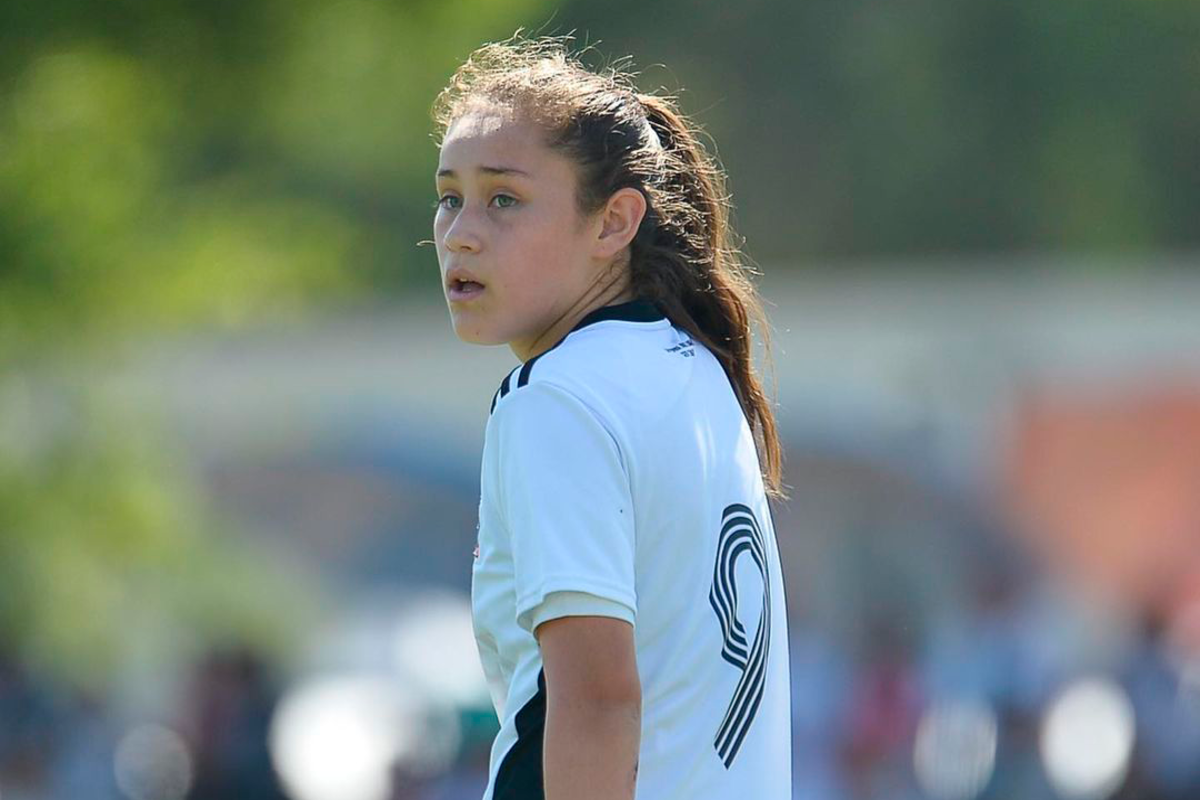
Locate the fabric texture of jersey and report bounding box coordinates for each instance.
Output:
[470,298,792,799]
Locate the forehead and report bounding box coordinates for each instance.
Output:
[437,107,557,175]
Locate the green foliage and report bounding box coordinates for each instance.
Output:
[0,0,547,690]
[0,375,329,692]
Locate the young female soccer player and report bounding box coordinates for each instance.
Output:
[431,32,792,800]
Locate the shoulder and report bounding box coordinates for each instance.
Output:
[485,357,636,512]
[488,363,611,445]
[488,318,685,422]
[485,343,605,424]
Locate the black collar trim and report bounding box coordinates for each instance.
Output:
[568,298,666,333]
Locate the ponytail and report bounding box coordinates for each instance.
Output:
[632,94,787,501]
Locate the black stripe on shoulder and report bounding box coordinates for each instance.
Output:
[493,667,547,799]
[489,367,518,416]
[515,326,573,388]
[516,350,545,388]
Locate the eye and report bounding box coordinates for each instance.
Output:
[491,193,518,209]
[433,194,460,210]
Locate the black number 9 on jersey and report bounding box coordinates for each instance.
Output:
[708,503,772,769]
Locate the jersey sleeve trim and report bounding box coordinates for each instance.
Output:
[523,590,636,634]
[516,576,638,635]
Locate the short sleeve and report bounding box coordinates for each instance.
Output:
[495,381,638,635]
[526,590,636,635]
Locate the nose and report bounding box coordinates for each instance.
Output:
[441,204,484,254]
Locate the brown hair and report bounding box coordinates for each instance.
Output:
[432,31,787,500]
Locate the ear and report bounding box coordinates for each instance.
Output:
[592,187,648,260]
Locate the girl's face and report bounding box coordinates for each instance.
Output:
[434,106,612,358]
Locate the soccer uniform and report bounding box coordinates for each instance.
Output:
[470,298,792,799]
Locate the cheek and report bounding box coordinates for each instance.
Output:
[512,215,590,280]
[492,219,567,281]
[461,206,591,315]
[486,262,549,316]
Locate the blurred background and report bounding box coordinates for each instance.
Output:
[1,1,1198,799]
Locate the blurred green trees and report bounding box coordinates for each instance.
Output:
[0,0,544,692]
[556,0,1200,261]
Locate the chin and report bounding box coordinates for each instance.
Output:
[450,316,505,347]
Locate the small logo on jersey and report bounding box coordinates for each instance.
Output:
[665,337,695,358]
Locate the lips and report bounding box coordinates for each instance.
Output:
[448,279,485,301]
[446,267,486,302]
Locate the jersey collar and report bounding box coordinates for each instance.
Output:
[568,298,667,334]
[492,298,669,413]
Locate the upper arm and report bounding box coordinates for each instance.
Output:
[536,614,641,703]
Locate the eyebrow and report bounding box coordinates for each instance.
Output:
[436,165,532,179]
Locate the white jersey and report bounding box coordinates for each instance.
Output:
[470,298,792,800]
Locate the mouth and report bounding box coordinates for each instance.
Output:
[447,277,486,302]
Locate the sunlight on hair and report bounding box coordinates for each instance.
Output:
[1040,677,1135,800]
[113,723,194,800]
[913,696,998,800]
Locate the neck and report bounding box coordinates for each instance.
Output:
[510,280,636,363]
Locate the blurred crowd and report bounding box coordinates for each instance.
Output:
[3,554,1199,800]
[786,570,1200,800]
[0,645,288,800]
